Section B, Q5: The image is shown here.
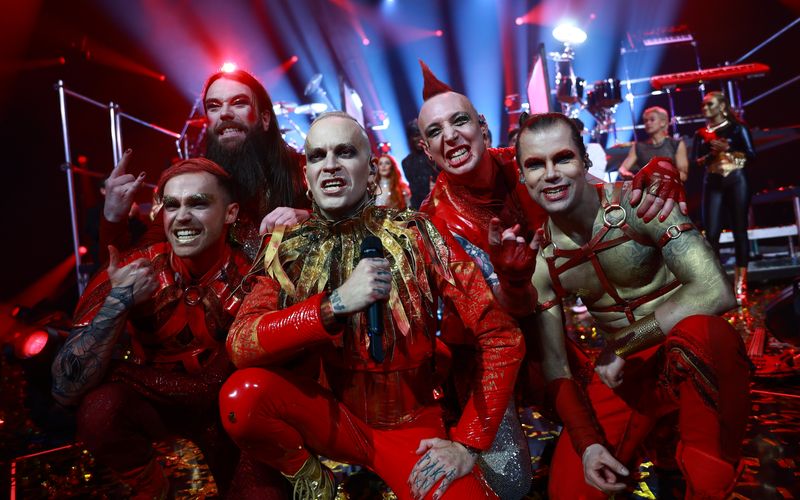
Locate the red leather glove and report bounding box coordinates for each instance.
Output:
[487,219,539,289]
[630,157,687,222]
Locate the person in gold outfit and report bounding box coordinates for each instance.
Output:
[219,112,524,499]
[691,91,756,302]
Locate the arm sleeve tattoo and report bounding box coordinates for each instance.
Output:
[51,285,134,405]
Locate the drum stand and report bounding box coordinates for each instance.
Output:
[589,106,619,144]
[55,81,181,296]
[550,45,584,119]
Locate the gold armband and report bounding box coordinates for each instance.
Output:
[609,312,665,359]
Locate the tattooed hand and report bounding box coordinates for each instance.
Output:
[107,245,157,305]
[408,438,476,500]
[329,257,391,315]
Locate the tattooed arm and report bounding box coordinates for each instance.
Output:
[227,256,392,368]
[594,194,736,389]
[51,247,156,406]
[630,201,736,333]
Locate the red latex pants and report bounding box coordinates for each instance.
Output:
[548,315,750,500]
[219,367,498,500]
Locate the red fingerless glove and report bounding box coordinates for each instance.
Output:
[547,377,604,456]
[489,238,537,290]
[631,157,686,208]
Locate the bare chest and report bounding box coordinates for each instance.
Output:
[545,223,667,305]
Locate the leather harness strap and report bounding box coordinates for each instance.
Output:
[538,183,693,323]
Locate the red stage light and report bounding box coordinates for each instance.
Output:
[11,306,21,317]
[79,246,88,256]
[290,55,299,63]
[362,37,370,46]
[435,30,443,37]
[515,17,524,26]
[220,62,238,73]
[16,330,49,359]
[159,74,166,82]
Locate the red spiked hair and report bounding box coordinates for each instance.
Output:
[419,60,454,100]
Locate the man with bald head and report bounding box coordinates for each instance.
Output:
[219,112,524,499]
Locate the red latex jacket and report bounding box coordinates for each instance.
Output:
[421,147,545,346]
[73,241,251,376]
[421,147,546,252]
[227,212,525,451]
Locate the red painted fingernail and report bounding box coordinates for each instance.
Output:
[659,215,666,222]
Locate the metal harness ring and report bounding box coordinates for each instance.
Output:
[603,205,627,228]
[665,224,682,240]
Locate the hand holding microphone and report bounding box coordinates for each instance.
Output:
[329,236,389,361]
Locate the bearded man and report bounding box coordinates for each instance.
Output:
[100,69,308,261]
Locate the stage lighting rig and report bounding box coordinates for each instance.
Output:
[552,22,587,46]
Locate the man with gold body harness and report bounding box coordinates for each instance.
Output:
[492,113,750,499]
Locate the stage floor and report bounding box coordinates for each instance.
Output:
[2,282,798,499]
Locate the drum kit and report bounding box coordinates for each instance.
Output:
[550,28,624,141]
[272,99,329,150]
[270,73,338,151]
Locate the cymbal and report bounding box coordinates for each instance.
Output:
[273,101,298,113]
[294,102,328,115]
[304,73,323,96]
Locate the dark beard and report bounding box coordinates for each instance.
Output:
[206,128,270,217]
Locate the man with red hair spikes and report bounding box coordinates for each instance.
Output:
[220,112,524,500]
[414,61,688,499]
[51,158,286,499]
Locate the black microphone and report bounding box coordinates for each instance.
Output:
[360,236,385,363]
